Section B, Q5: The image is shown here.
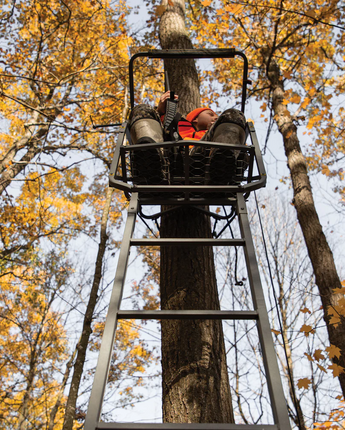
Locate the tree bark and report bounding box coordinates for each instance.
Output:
[265,55,345,398]
[17,292,57,430]
[159,0,234,423]
[49,348,77,430]
[63,188,114,430]
[0,118,51,195]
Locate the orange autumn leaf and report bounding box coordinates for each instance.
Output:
[326,345,341,359]
[290,94,301,104]
[156,5,166,16]
[328,363,345,377]
[314,349,325,361]
[321,164,331,176]
[304,352,313,362]
[316,363,327,373]
[297,378,311,389]
[300,324,315,337]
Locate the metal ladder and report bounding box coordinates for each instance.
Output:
[84,120,291,430]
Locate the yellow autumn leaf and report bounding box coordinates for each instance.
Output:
[300,97,311,109]
[290,94,301,104]
[309,87,317,97]
[224,4,242,14]
[315,421,335,429]
[271,329,281,335]
[301,307,311,314]
[332,286,345,295]
[201,0,212,6]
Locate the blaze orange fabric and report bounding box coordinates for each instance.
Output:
[161,107,214,140]
[186,107,215,124]
[178,119,207,140]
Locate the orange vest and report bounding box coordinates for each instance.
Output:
[160,115,207,141]
[178,119,207,140]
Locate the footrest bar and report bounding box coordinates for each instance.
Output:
[130,239,245,247]
[97,423,278,430]
[117,310,258,320]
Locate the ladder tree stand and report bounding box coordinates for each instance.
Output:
[84,49,292,430]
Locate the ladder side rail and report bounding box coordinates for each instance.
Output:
[236,193,291,429]
[85,194,139,430]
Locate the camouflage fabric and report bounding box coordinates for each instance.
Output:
[128,104,248,188]
[129,104,162,129]
[190,108,248,186]
[129,105,246,140]
[202,108,246,142]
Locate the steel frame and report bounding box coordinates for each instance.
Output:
[84,189,291,430]
[109,122,266,206]
[84,48,291,430]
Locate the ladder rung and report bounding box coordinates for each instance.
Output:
[117,310,258,320]
[130,239,245,246]
[96,423,278,430]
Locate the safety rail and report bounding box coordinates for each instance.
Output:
[109,122,266,204]
[129,49,250,113]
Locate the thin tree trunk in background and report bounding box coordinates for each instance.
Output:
[159,0,234,423]
[17,294,57,430]
[63,188,114,430]
[266,56,345,398]
[278,285,306,430]
[48,348,77,430]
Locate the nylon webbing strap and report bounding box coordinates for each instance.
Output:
[164,99,178,128]
[164,92,181,141]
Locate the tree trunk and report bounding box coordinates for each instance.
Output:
[17,297,54,430]
[49,348,77,430]
[266,55,345,398]
[159,0,234,423]
[63,188,114,430]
